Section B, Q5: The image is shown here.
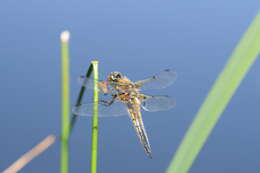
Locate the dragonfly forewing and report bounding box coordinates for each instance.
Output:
[78,76,111,94]
[135,69,177,90]
[78,69,176,93]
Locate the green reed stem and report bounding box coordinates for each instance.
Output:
[166,12,260,173]
[90,61,99,173]
[60,31,71,173]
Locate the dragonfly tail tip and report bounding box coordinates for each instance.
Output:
[148,153,153,159]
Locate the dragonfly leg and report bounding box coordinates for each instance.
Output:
[100,94,118,106]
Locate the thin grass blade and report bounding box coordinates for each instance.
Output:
[69,64,93,133]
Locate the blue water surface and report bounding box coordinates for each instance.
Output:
[0,0,259,172]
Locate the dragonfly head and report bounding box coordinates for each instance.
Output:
[108,72,122,82]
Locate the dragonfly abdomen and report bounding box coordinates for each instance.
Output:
[126,101,152,158]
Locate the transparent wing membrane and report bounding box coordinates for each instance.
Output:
[78,69,176,93]
[141,95,176,112]
[135,69,177,90]
[75,70,176,117]
[78,76,110,94]
[72,101,129,117]
[72,95,175,117]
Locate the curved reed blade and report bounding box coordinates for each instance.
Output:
[167,12,260,173]
[69,63,94,133]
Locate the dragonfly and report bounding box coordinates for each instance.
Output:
[72,69,177,158]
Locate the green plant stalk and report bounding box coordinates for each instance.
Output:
[91,61,99,173]
[60,34,70,173]
[167,12,260,173]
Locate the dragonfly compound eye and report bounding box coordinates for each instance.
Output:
[111,72,122,80]
[108,72,122,82]
[115,73,121,79]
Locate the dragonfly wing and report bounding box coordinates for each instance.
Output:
[72,101,129,117]
[126,101,152,158]
[141,95,176,112]
[135,69,177,90]
[78,76,111,94]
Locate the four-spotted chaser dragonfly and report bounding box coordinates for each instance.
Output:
[73,69,176,158]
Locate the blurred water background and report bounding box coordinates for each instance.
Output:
[0,0,259,172]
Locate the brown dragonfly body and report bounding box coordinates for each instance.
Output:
[104,72,152,158]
